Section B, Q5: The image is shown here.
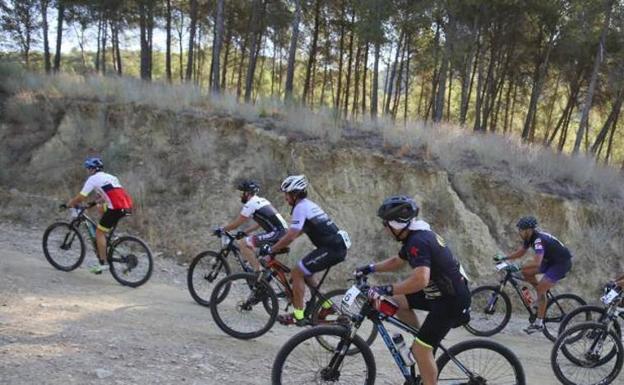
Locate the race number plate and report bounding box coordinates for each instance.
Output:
[342,286,361,307]
[338,230,352,249]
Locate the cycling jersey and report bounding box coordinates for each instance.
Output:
[399,226,466,299]
[240,196,287,233]
[290,199,343,248]
[80,172,132,210]
[523,230,572,265]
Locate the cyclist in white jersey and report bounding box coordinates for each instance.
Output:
[214,180,287,271]
[65,157,133,274]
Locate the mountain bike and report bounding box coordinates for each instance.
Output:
[209,250,377,353]
[465,260,586,341]
[187,230,252,307]
[271,275,526,385]
[550,285,624,385]
[42,202,153,287]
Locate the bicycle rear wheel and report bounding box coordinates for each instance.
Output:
[437,338,526,385]
[271,325,375,385]
[108,236,153,287]
[187,251,231,307]
[42,222,86,271]
[210,272,278,340]
[543,293,586,341]
[464,285,512,336]
[551,321,623,385]
[310,289,378,355]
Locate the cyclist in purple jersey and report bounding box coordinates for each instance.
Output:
[498,216,573,334]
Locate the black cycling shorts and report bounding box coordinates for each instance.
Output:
[405,282,471,349]
[246,229,286,248]
[98,209,128,232]
[298,245,347,276]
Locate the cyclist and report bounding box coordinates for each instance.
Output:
[496,216,573,334]
[355,195,470,385]
[65,157,133,274]
[260,175,350,326]
[213,180,287,271]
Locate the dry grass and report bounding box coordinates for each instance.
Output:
[2,63,624,203]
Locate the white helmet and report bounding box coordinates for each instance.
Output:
[280,175,308,192]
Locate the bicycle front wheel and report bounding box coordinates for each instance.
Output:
[558,305,615,336]
[551,321,624,385]
[271,325,376,385]
[464,285,512,336]
[210,272,278,340]
[310,289,378,355]
[42,222,86,271]
[543,293,586,341]
[108,236,153,287]
[187,251,231,307]
[437,338,526,385]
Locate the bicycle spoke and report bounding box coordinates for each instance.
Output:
[438,345,521,385]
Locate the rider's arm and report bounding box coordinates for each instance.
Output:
[391,266,430,296]
[270,228,301,251]
[506,246,528,260]
[372,256,405,273]
[66,193,87,208]
[223,215,249,232]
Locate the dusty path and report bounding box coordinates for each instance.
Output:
[0,221,563,384]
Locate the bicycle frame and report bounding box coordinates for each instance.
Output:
[496,269,557,320]
[217,233,252,273]
[67,205,120,257]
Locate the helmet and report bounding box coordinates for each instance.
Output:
[280,175,308,192]
[516,216,538,230]
[237,179,260,193]
[84,157,104,170]
[377,195,419,223]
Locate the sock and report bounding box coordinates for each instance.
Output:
[535,318,543,327]
[293,308,305,320]
[321,299,333,309]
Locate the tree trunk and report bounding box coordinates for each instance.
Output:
[244,0,265,102]
[211,0,225,92]
[41,0,51,73]
[221,29,231,90]
[574,0,614,153]
[302,0,322,104]
[343,12,355,115]
[404,42,411,123]
[371,41,380,118]
[95,16,102,72]
[352,41,362,118]
[392,38,407,118]
[591,88,624,155]
[53,2,64,72]
[101,17,107,74]
[335,5,346,111]
[139,2,150,80]
[385,30,403,115]
[165,0,172,82]
[186,0,198,82]
[284,0,302,101]
[459,21,480,125]
[434,12,455,123]
[177,9,184,81]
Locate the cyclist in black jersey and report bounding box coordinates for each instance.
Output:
[260,175,350,326]
[355,195,470,385]
[214,180,287,271]
[497,215,573,334]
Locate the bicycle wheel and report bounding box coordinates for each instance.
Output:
[108,236,153,287]
[551,322,623,385]
[42,222,86,271]
[187,251,231,307]
[543,293,586,341]
[271,325,376,385]
[310,289,378,355]
[558,305,617,336]
[210,272,278,340]
[464,285,512,336]
[437,338,526,385]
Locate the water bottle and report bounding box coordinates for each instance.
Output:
[521,286,533,305]
[87,222,97,238]
[392,333,415,366]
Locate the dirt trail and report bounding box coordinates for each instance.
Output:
[0,221,562,384]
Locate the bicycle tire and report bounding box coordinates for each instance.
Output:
[108,235,153,287]
[464,285,512,336]
[210,272,278,340]
[558,305,619,336]
[271,325,376,385]
[187,250,232,307]
[551,321,624,385]
[42,222,86,271]
[543,293,586,341]
[310,288,378,355]
[437,338,526,385]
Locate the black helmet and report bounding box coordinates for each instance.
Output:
[516,216,538,230]
[377,195,419,223]
[237,179,260,193]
